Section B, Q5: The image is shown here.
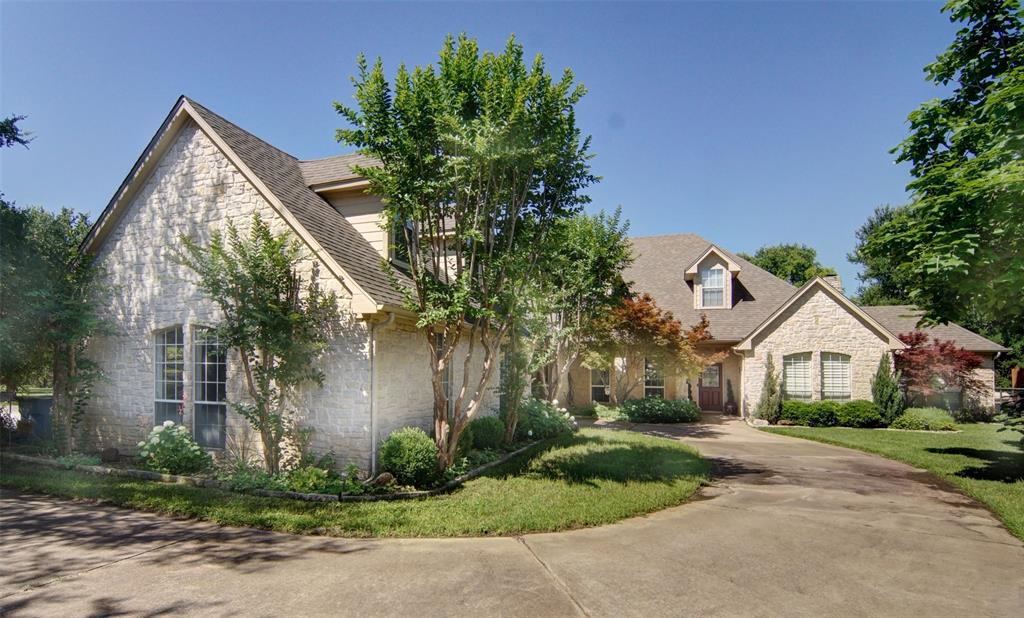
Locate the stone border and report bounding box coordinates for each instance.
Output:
[1,440,542,504]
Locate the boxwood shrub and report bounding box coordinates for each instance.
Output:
[379,427,440,488]
[780,400,881,428]
[835,400,883,428]
[468,416,506,450]
[890,408,957,431]
[619,398,701,423]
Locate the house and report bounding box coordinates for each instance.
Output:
[565,234,1007,415]
[80,96,497,473]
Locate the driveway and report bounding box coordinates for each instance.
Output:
[2,417,1022,617]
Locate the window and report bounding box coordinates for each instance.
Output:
[700,267,726,308]
[782,353,812,401]
[644,359,665,399]
[701,364,720,388]
[154,327,184,425]
[390,218,415,265]
[193,329,227,448]
[821,352,852,401]
[591,368,610,403]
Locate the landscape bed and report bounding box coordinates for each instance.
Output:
[0,427,710,537]
[766,423,1024,540]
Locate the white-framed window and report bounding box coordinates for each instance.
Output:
[700,266,726,308]
[644,359,665,399]
[782,352,812,401]
[154,326,184,426]
[821,352,852,401]
[590,368,610,403]
[193,328,227,448]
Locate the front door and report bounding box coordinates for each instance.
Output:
[699,364,723,411]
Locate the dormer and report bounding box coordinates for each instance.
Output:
[684,245,741,310]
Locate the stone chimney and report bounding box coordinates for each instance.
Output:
[822,274,844,294]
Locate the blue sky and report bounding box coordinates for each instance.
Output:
[1,1,955,291]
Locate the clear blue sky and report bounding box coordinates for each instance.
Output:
[1,1,955,291]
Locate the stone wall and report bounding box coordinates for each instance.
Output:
[740,287,893,416]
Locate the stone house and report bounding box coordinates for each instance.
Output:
[565,234,1007,416]
[80,96,497,473]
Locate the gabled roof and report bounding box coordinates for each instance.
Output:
[735,277,906,351]
[862,305,1008,353]
[683,245,742,280]
[626,234,796,341]
[298,153,379,189]
[84,95,410,313]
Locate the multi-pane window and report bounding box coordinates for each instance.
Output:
[701,364,721,389]
[591,368,610,403]
[782,353,812,401]
[644,359,665,399]
[700,267,725,308]
[821,352,852,401]
[193,329,227,448]
[154,327,184,425]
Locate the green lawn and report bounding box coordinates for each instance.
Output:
[766,423,1024,540]
[0,427,709,537]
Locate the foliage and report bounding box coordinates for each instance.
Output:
[379,427,441,488]
[178,214,340,474]
[871,352,905,424]
[1,428,710,537]
[215,460,289,492]
[890,408,957,431]
[737,243,836,287]
[582,294,706,403]
[56,453,101,469]
[468,416,505,451]
[137,421,212,475]
[781,400,883,428]
[0,114,30,149]
[286,465,346,495]
[510,398,577,440]
[0,203,106,454]
[618,398,701,423]
[766,423,1024,540]
[848,205,916,305]
[867,0,1024,329]
[756,355,783,423]
[835,400,884,428]
[336,35,596,470]
[500,210,632,440]
[894,332,984,406]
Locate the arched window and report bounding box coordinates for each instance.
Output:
[821,352,852,401]
[782,352,812,401]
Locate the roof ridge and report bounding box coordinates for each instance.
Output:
[299,152,372,164]
[183,96,299,163]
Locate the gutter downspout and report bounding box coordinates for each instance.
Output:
[369,311,396,476]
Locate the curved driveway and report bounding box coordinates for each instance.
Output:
[2,417,1022,617]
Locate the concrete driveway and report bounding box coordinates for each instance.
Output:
[2,417,1022,617]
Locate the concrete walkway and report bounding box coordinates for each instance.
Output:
[2,417,1022,617]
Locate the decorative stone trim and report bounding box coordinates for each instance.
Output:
[1,440,541,504]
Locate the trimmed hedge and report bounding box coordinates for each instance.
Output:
[890,408,957,431]
[468,416,505,450]
[619,398,701,423]
[380,427,440,488]
[780,399,882,428]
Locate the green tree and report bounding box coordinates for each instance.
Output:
[0,114,30,149]
[738,243,836,287]
[178,215,341,474]
[848,205,915,306]
[336,34,595,470]
[871,352,905,425]
[756,355,782,423]
[869,0,1024,326]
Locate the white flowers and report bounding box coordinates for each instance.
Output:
[153,425,164,433]
[137,441,146,448]
[527,429,533,437]
[163,420,174,428]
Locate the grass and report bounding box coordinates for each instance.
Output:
[766,423,1024,540]
[0,428,709,537]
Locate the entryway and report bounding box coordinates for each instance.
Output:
[698,363,722,411]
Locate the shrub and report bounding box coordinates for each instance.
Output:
[871,352,905,424]
[835,400,883,428]
[56,453,102,469]
[513,399,577,440]
[468,416,505,450]
[379,427,440,488]
[287,465,345,494]
[216,461,288,492]
[890,408,957,431]
[137,421,212,475]
[594,402,626,421]
[619,398,701,423]
[779,400,842,426]
[757,355,783,423]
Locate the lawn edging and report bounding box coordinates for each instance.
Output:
[1,440,542,503]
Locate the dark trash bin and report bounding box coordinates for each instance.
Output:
[16,395,53,440]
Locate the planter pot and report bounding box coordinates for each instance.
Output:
[723,401,738,415]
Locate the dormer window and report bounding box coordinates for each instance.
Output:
[700,267,726,308]
[389,218,415,266]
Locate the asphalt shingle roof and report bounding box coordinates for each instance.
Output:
[298,153,379,187]
[186,98,409,308]
[625,234,797,342]
[862,305,1008,353]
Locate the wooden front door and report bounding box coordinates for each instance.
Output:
[699,363,723,411]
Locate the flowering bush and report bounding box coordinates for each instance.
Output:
[137,421,211,475]
[513,399,577,440]
[619,398,701,423]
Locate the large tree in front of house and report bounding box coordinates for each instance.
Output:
[895,332,984,408]
[867,0,1024,327]
[848,204,916,306]
[179,215,341,474]
[336,35,596,470]
[582,294,708,404]
[738,243,836,287]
